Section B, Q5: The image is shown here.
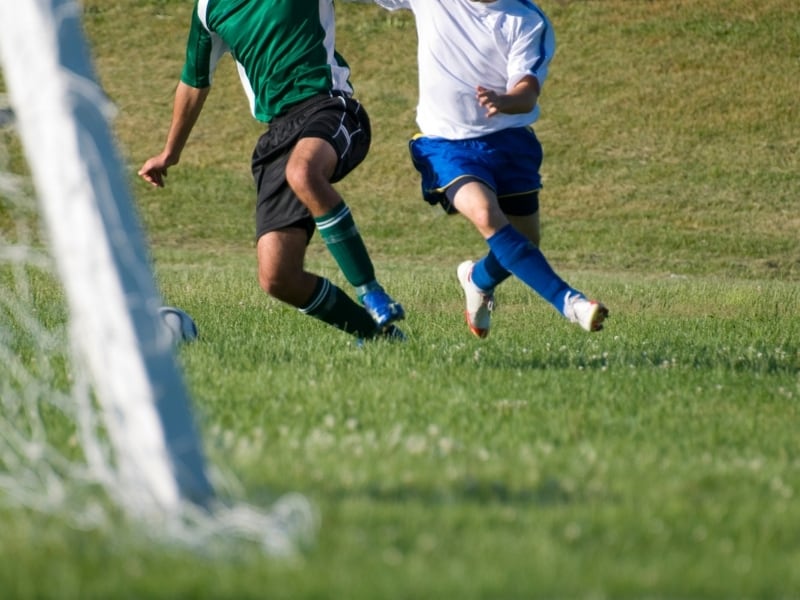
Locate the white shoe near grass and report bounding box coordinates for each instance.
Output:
[457,260,495,338]
[563,291,609,332]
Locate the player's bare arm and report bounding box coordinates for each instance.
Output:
[139,82,210,187]
[476,75,540,117]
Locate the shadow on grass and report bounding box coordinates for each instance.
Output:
[456,344,799,375]
[313,476,607,508]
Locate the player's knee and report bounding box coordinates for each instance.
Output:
[285,158,327,199]
[258,268,294,303]
[471,211,494,231]
[257,270,277,296]
[470,210,507,237]
[285,159,310,194]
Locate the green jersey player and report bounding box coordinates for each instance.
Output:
[139,0,405,341]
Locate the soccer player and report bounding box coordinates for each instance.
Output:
[139,0,405,341]
[374,0,608,337]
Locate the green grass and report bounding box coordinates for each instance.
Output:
[2,0,800,598]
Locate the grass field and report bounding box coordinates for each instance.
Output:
[2,0,800,598]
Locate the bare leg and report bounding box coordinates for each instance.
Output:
[256,228,317,306]
[508,212,541,247]
[282,136,404,328]
[452,180,574,310]
[256,227,386,338]
[285,137,340,217]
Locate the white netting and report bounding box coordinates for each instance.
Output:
[0,1,317,555]
[0,142,318,552]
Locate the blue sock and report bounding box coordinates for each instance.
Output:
[471,251,511,291]
[486,224,576,312]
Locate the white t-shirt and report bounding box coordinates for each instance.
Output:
[375,0,555,139]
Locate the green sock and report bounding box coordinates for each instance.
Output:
[298,277,378,338]
[315,202,376,289]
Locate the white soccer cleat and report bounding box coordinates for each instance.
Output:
[457,260,495,338]
[563,291,609,332]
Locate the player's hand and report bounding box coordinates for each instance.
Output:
[477,76,540,117]
[138,154,174,188]
[476,86,503,117]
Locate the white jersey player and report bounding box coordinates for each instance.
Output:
[375,0,609,337]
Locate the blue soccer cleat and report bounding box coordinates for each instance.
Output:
[360,288,405,328]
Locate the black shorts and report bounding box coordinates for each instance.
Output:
[251,92,372,241]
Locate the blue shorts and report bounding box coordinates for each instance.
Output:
[408,127,543,215]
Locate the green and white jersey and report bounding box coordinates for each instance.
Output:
[181,0,353,123]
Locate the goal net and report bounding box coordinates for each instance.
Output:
[0,0,315,554]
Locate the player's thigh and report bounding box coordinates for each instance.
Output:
[300,95,371,183]
[508,212,541,246]
[287,137,338,187]
[451,181,509,238]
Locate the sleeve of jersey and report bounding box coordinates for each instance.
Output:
[506,17,556,92]
[180,8,227,88]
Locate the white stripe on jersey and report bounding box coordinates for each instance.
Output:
[195,0,231,88]
[320,0,353,94]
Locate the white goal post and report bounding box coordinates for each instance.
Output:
[0,0,214,514]
[0,0,318,554]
